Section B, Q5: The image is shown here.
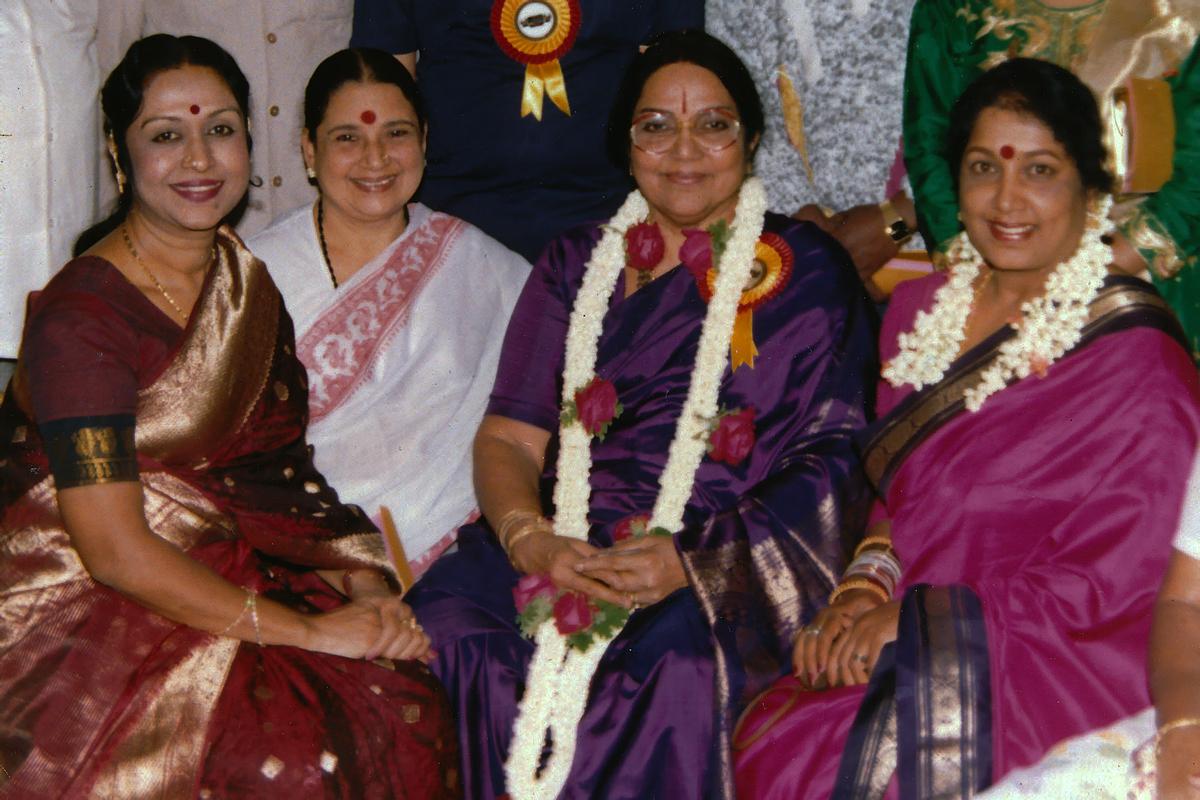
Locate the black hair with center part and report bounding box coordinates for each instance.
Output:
[303,48,425,139]
[947,57,1112,195]
[605,29,763,172]
[74,34,252,256]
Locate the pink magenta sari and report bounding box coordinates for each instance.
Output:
[0,230,458,799]
[734,274,1200,799]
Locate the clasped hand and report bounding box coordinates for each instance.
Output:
[308,592,432,664]
[793,589,899,689]
[510,532,688,610]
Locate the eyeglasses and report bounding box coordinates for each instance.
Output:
[630,109,742,154]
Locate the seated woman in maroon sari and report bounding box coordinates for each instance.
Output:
[734,58,1200,798]
[0,35,457,799]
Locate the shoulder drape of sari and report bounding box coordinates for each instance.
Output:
[249,203,529,571]
[0,228,456,799]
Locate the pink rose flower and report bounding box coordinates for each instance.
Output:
[625,222,665,271]
[613,513,651,542]
[575,377,620,438]
[512,573,557,614]
[679,228,713,282]
[709,407,757,465]
[552,591,594,635]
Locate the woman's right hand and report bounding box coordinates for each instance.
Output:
[509,533,630,607]
[304,596,431,663]
[793,588,885,688]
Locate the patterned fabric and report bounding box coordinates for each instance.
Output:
[0,229,458,799]
[249,203,529,569]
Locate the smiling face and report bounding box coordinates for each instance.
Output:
[302,81,425,226]
[629,62,750,231]
[958,106,1090,275]
[124,65,250,234]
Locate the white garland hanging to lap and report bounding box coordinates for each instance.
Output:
[504,177,768,799]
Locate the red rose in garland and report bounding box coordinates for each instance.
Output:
[612,513,651,542]
[625,222,664,270]
[573,376,622,439]
[708,407,757,465]
[552,591,594,635]
[679,228,714,282]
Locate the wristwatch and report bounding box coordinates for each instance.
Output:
[879,198,913,244]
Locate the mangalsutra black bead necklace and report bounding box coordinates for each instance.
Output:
[316,195,339,289]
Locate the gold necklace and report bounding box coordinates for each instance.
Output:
[121,224,209,323]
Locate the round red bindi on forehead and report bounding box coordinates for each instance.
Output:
[360,110,376,125]
[189,104,201,115]
[999,144,1015,160]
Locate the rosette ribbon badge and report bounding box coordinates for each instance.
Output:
[490,0,581,120]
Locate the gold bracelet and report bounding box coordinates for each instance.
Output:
[247,591,263,647]
[853,535,895,559]
[1156,717,1200,754]
[504,517,554,556]
[829,577,890,606]
[216,590,254,636]
[495,508,544,549]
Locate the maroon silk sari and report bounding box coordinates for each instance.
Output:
[0,229,458,799]
[734,274,1200,799]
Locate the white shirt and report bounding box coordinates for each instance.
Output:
[0,0,105,358]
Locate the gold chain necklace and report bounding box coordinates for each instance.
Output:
[121,224,210,323]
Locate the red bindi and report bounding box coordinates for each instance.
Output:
[189,104,200,115]
[360,110,376,124]
[999,144,1015,160]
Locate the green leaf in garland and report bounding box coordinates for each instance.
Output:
[567,630,595,651]
[517,596,554,639]
[647,526,674,538]
[707,219,731,268]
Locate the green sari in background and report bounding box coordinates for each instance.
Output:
[903,0,1200,359]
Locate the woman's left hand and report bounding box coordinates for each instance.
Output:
[573,536,688,608]
[825,600,900,687]
[358,595,433,663]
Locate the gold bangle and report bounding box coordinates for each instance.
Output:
[503,518,552,557]
[829,577,890,606]
[1156,717,1200,754]
[853,535,895,559]
[495,508,543,548]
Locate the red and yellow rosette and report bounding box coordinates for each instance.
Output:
[490,0,581,120]
[702,232,794,370]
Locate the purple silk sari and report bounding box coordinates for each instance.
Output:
[406,213,876,799]
[734,273,1200,799]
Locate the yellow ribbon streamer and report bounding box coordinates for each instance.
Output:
[521,60,572,120]
[731,309,758,371]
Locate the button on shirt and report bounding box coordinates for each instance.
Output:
[139,0,352,234]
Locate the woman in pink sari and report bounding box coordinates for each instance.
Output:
[0,35,457,799]
[734,58,1200,798]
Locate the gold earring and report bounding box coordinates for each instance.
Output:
[106,132,127,195]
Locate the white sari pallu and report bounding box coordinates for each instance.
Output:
[250,203,530,574]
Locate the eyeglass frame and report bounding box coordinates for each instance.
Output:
[629,107,744,155]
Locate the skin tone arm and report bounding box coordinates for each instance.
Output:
[393,52,417,76]
[1151,550,1200,799]
[794,192,919,301]
[58,481,430,662]
[473,414,629,606]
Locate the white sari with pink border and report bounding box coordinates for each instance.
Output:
[249,203,529,575]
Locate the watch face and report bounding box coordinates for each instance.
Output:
[886,220,911,243]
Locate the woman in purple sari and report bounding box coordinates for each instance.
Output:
[405,30,875,799]
[733,58,1200,799]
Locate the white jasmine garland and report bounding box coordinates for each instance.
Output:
[505,177,769,798]
[883,195,1113,411]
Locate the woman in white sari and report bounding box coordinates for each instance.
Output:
[250,48,529,577]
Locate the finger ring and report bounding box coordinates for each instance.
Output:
[854,653,868,664]
[804,627,822,637]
